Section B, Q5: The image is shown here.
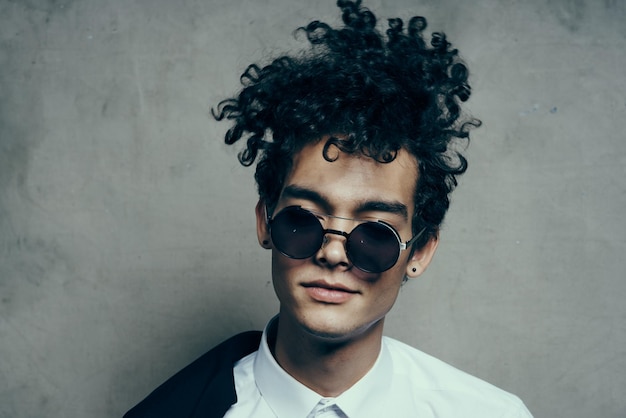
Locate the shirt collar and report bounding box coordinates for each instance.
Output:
[254,317,393,417]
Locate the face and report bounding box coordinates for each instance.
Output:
[256,138,438,343]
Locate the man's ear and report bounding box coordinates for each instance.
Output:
[255,200,272,249]
[405,234,439,279]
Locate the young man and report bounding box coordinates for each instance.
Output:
[125,1,532,417]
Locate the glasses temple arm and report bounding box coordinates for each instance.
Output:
[400,227,427,250]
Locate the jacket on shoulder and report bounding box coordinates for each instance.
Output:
[124,331,262,418]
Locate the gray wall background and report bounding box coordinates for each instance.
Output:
[1,0,624,417]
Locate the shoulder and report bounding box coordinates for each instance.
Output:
[124,331,262,418]
[382,337,532,417]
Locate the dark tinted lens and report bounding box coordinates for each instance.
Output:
[347,222,400,273]
[270,207,324,259]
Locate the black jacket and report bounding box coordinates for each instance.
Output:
[124,331,262,418]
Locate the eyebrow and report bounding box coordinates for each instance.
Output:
[280,185,331,212]
[280,185,409,221]
[356,200,409,221]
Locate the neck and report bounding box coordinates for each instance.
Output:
[270,313,384,397]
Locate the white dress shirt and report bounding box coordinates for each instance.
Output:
[224,319,532,417]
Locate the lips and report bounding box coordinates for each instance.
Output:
[302,280,359,303]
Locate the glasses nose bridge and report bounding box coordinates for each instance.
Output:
[322,227,350,242]
[318,212,359,243]
[316,225,352,269]
[317,213,354,253]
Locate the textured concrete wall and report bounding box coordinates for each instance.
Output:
[1,0,624,417]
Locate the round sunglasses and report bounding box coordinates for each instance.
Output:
[268,206,425,273]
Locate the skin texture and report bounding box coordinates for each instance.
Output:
[255,138,439,396]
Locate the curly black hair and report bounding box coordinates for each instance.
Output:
[213,0,480,249]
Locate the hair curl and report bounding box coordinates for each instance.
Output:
[213,0,480,249]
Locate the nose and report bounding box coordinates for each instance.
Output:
[315,228,352,270]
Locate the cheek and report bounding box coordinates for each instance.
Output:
[373,268,406,301]
[270,252,307,294]
[371,280,403,317]
[359,259,407,285]
[271,251,304,276]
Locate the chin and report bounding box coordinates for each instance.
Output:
[304,325,351,341]
[299,312,384,343]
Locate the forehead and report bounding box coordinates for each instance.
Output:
[282,139,419,213]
